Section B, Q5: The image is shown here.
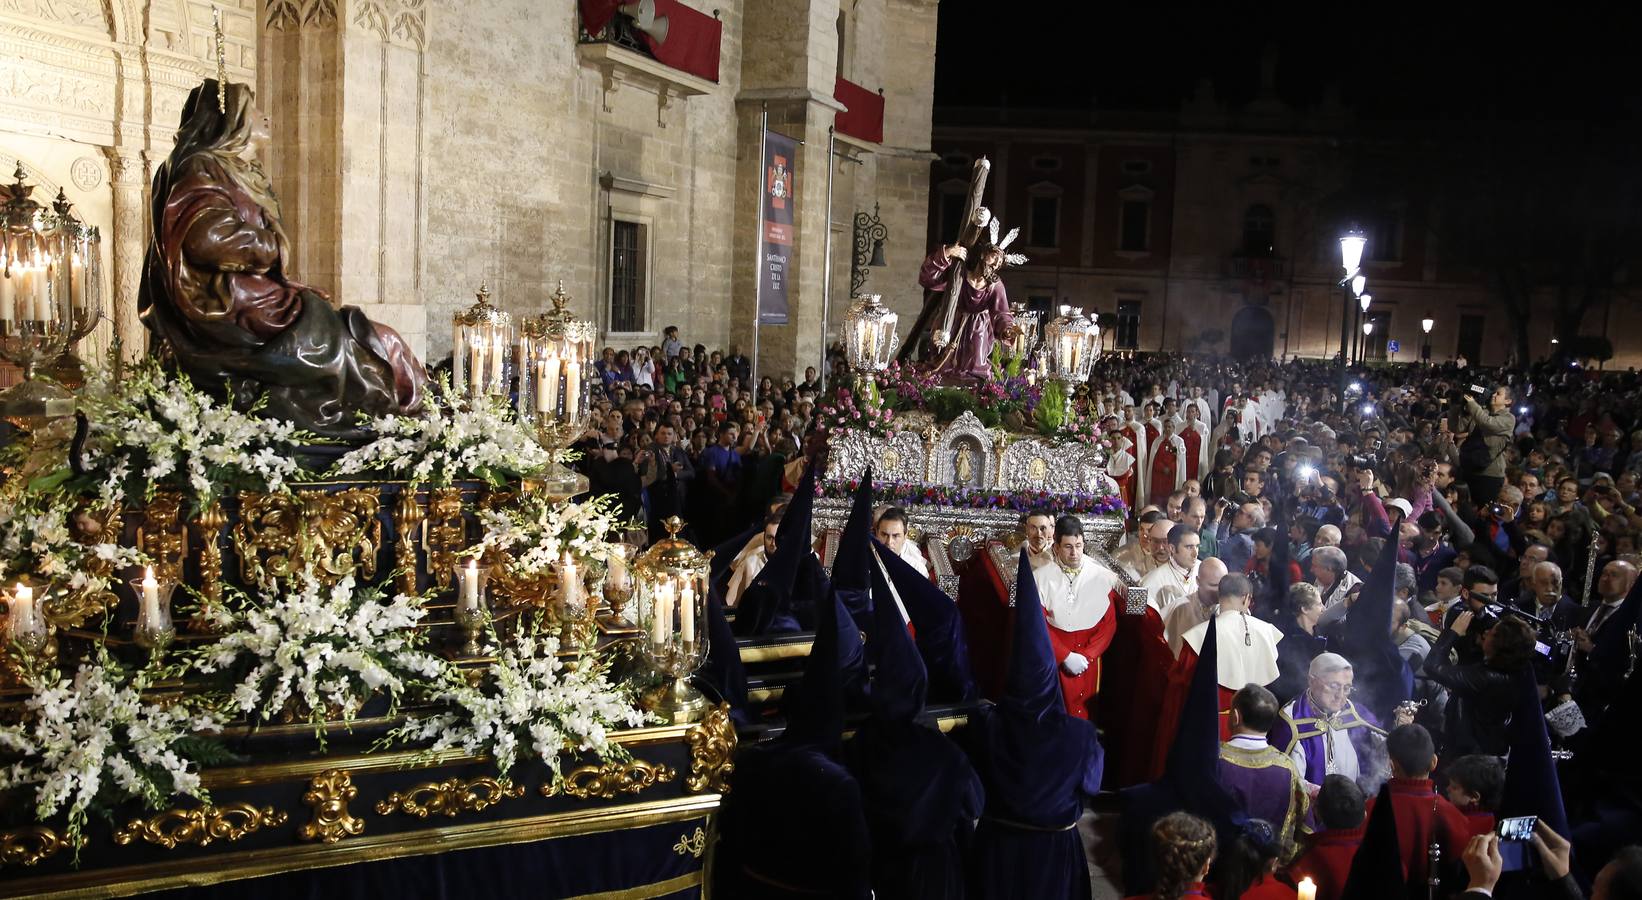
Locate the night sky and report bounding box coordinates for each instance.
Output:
[933,3,1642,127]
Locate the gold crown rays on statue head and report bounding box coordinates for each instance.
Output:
[213,7,227,113]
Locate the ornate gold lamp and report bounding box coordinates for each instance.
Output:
[1045,305,1099,386]
[632,517,711,723]
[451,282,512,402]
[0,164,102,426]
[519,281,594,497]
[842,293,899,402]
[1004,301,1042,367]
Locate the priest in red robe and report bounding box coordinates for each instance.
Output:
[1149,573,1283,778]
[1147,418,1187,506]
[1031,515,1121,720]
[1181,403,1210,483]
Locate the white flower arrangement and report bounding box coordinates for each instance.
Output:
[0,490,145,601]
[0,651,224,852]
[330,382,556,488]
[75,358,308,512]
[190,572,445,741]
[475,492,628,576]
[389,620,650,778]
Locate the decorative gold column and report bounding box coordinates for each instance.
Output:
[103,148,148,362]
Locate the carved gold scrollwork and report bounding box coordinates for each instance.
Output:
[298,769,365,843]
[39,502,125,629]
[542,758,677,800]
[685,704,736,794]
[672,826,707,858]
[392,489,425,596]
[0,826,83,867]
[192,500,229,630]
[374,776,524,819]
[112,803,288,849]
[424,487,466,589]
[234,489,382,586]
[137,491,188,583]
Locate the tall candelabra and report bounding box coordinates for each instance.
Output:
[519,280,595,497]
[451,282,512,402]
[0,164,102,427]
[632,517,711,723]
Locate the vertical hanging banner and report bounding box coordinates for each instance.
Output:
[759,130,797,325]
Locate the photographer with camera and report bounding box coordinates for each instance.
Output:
[1424,604,1537,757]
[1453,383,1516,506]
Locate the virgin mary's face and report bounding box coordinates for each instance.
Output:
[245,108,272,160]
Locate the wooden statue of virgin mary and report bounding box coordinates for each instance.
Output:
[139,79,426,440]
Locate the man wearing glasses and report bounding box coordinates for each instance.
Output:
[1444,565,1501,666]
[1269,652,1415,795]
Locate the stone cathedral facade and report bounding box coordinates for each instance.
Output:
[0,0,940,374]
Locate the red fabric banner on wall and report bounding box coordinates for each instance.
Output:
[577,0,722,83]
[834,77,884,143]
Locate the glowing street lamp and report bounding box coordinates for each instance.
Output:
[1339,227,1367,278]
[1359,293,1372,313]
[1421,315,1434,362]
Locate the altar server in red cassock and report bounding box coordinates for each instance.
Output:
[1181,403,1210,483]
[1032,515,1121,720]
[1147,418,1187,506]
[1122,407,1150,506]
[1105,417,1141,513]
[1151,573,1283,775]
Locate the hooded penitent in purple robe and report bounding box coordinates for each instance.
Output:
[917,250,1012,380]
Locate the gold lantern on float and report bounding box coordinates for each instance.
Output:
[451,282,512,402]
[1004,300,1042,366]
[842,293,898,401]
[0,164,103,427]
[1045,305,1099,386]
[518,280,594,497]
[631,516,711,723]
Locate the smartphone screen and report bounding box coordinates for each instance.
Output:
[1497,816,1537,841]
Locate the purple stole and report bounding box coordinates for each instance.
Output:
[1269,693,1384,787]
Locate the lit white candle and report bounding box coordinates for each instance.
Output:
[9,582,34,640]
[488,331,505,391]
[651,583,673,645]
[69,252,85,311]
[468,336,484,398]
[541,352,562,419]
[461,559,479,611]
[679,583,696,643]
[559,553,578,608]
[141,566,160,623]
[0,271,12,325]
[452,323,466,391]
[1297,878,1316,900]
[562,360,582,421]
[34,266,50,323]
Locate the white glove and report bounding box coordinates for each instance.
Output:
[1061,652,1090,676]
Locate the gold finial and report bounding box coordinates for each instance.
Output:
[213,7,226,113]
[549,279,570,311]
[475,281,491,305]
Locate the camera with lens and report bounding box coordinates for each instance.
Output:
[1488,501,1511,519]
[1350,454,1379,472]
[1473,603,1507,629]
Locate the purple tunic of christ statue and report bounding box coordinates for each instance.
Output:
[918,249,1012,380]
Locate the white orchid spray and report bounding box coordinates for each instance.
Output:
[389,618,651,778]
[475,492,629,577]
[331,380,557,487]
[0,650,226,855]
[76,359,309,512]
[189,572,445,744]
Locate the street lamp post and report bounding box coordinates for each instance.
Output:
[1421,315,1434,363]
[1355,293,1372,364]
[1362,320,1375,362]
[1338,227,1366,413]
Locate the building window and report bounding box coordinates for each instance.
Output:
[1365,310,1390,361]
[1369,215,1403,262]
[1457,313,1485,364]
[1122,160,1152,175]
[1116,300,1141,350]
[1029,194,1059,249]
[610,219,647,333]
[1120,200,1150,252]
[1242,204,1276,257]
